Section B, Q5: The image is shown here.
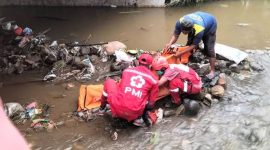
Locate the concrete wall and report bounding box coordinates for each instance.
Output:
[0,0,165,7]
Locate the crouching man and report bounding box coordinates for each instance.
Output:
[99,53,159,127]
[152,56,202,108]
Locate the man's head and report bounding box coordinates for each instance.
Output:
[152,56,169,76]
[180,17,194,35]
[138,53,153,67]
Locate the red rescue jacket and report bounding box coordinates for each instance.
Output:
[111,66,159,121]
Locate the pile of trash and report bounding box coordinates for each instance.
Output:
[0,17,130,82]
[3,101,59,132]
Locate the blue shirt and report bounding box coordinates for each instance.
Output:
[174,11,217,45]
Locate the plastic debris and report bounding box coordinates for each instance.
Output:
[115,50,135,62]
[23,27,33,35]
[49,40,58,48]
[215,43,248,64]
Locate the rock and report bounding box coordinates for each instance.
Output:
[218,73,227,88]
[229,64,240,73]
[163,110,176,117]
[59,43,66,49]
[188,63,200,71]
[198,64,210,76]
[215,60,228,70]
[241,60,250,71]
[104,41,127,55]
[4,102,25,117]
[190,51,205,63]
[223,69,232,75]
[211,85,225,98]
[175,104,185,116]
[250,61,264,72]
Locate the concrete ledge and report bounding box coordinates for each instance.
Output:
[0,0,165,7]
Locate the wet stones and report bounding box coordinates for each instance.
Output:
[163,109,176,117]
[229,64,241,73]
[211,85,225,98]
[215,60,228,69]
[197,63,210,76]
[249,61,264,72]
[104,41,127,55]
[218,73,227,88]
[190,51,205,63]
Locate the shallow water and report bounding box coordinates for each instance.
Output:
[1,0,270,149]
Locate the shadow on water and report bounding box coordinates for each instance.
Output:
[1,0,270,149]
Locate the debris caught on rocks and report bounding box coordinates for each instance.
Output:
[249,61,264,72]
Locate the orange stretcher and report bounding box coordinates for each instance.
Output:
[162,46,191,64]
[77,46,191,111]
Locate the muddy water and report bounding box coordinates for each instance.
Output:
[1,0,270,149]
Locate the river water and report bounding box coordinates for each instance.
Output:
[1,0,270,149]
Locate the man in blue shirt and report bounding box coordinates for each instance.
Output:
[165,11,217,78]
